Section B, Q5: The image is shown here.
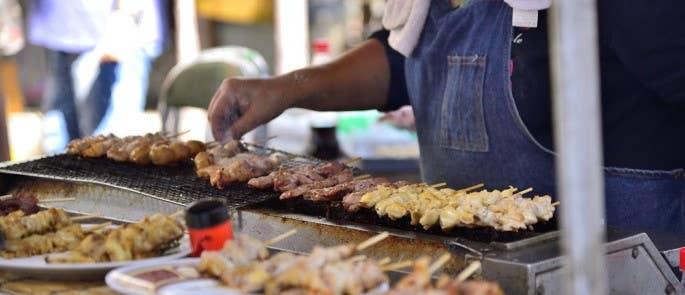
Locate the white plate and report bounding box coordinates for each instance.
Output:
[107,258,390,295]
[106,258,242,295]
[0,228,191,280]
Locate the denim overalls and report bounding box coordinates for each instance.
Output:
[405,0,685,232]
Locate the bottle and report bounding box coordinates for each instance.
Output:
[307,39,344,160]
[680,248,685,289]
[310,39,332,65]
[185,198,233,257]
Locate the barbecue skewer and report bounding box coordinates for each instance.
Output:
[352,174,371,181]
[552,201,560,207]
[455,260,482,283]
[428,253,451,275]
[382,260,414,271]
[430,182,447,188]
[457,183,484,193]
[39,197,76,203]
[518,187,533,196]
[70,214,102,222]
[343,157,362,165]
[357,232,389,250]
[264,229,297,246]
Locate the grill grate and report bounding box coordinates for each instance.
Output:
[0,145,321,209]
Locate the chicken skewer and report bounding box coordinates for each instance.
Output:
[385,256,504,295]
[67,132,207,166]
[48,213,184,263]
[0,208,72,240]
[0,222,110,258]
[343,182,555,232]
[198,231,390,294]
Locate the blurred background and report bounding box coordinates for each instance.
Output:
[0,0,420,180]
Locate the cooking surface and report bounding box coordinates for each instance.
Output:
[0,153,282,209]
[0,152,557,245]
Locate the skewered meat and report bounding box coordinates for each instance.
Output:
[1,224,84,258]
[205,153,284,189]
[198,234,388,295]
[0,193,39,216]
[50,213,184,263]
[385,257,505,295]
[248,161,348,192]
[347,182,555,232]
[149,142,176,166]
[0,208,71,240]
[68,132,208,166]
[304,177,391,202]
[186,140,206,157]
[343,181,410,212]
[279,170,354,200]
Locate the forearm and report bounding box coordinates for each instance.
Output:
[279,39,391,111]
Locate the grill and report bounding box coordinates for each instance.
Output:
[0,144,320,209]
[0,147,556,243]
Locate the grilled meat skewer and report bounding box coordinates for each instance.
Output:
[0,208,71,240]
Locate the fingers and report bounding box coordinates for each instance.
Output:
[229,109,261,139]
[208,79,239,141]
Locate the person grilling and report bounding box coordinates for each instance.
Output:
[207,0,685,233]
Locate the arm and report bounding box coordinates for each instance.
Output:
[208,38,392,140]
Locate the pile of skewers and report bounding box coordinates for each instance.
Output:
[65,132,557,232]
[0,208,103,258]
[197,230,505,295]
[66,132,206,166]
[247,160,555,232]
[48,212,184,263]
[386,258,504,295]
[0,207,184,262]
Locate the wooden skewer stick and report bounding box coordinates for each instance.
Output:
[252,135,278,145]
[378,257,392,266]
[40,197,76,203]
[456,261,482,283]
[357,232,390,250]
[457,183,484,193]
[382,260,413,271]
[264,229,297,246]
[0,194,13,201]
[551,201,560,207]
[518,188,533,196]
[71,214,103,222]
[169,210,185,219]
[343,157,362,166]
[348,255,367,263]
[165,130,191,138]
[353,174,371,181]
[430,182,448,188]
[428,253,452,275]
[85,222,112,233]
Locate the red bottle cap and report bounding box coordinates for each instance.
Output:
[313,40,330,53]
[680,248,685,271]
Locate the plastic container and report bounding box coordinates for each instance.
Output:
[185,198,233,257]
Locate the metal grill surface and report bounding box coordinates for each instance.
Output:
[0,145,320,209]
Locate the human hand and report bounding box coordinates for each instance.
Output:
[207,77,293,141]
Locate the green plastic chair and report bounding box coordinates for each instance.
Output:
[158,46,269,135]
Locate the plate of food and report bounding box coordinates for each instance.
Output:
[107,230,394,295]
[0,208,190,280]
[106,258,243,295]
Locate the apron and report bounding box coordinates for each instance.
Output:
[405,0,685,233]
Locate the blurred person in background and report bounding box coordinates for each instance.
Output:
[28,0,166,153]
[0,0,25,161]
